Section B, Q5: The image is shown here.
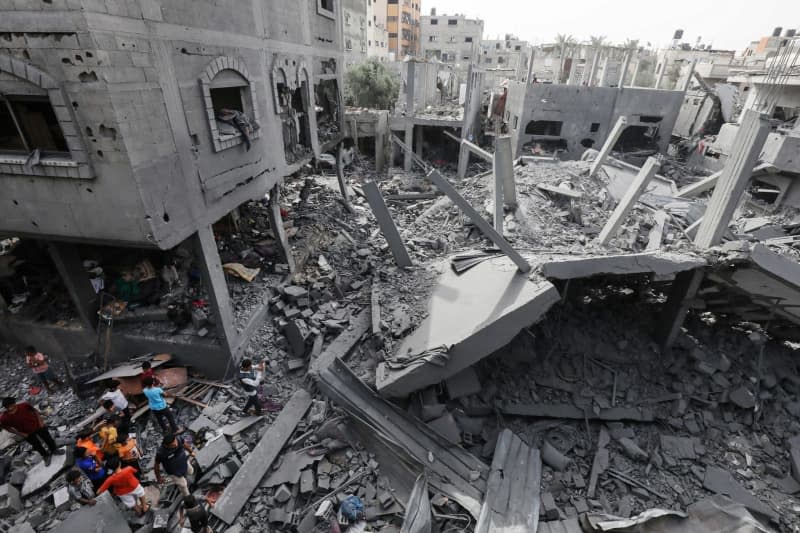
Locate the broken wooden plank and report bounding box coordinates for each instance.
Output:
[211,389,313,524]
[475,429,541,532]
[598,156,661,245]
[363,180,413,268]
[646,210,669,251]
[309,307,371,377]
[427,169,530,273]
[499,403,654,422]
[537,183,583,200]
[587,427,610,498]
[371,279,381,335]
[220,415,263,437]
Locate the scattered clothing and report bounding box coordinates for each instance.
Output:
[216,108,260,151]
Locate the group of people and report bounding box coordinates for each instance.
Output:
[2,350,210,532]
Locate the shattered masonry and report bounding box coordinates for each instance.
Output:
[1,4,800,533]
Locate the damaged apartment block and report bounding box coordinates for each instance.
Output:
[0,0,347,378]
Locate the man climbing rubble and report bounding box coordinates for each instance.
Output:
[24,345,62,392]
[143,376,180,434]
[154,433,195,497]
[238,358,265,415]
[1,396,63,465]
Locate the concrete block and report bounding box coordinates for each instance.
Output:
[427,412,461,445]
[299,469,315,494]
[274,483,292,504]
[541,440,570,471]
[618,437,648,461]
[541,492,559,520]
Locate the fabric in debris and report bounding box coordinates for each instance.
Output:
[222,263,260,282]
[216,109,260,151]
[338,495,365,523]
[384,346,449,370]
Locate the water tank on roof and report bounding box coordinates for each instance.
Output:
[430,7,436,15]
[673,29,684,40]
[772,27,783,37]
[785,29,797,37]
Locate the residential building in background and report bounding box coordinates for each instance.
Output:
[481,35,531,81]
[368,0,390,61]
[742,26,797,66]
[0,0,345,378]
[420,9,483,70]
[387,0,421,59]
[343,0,369,68]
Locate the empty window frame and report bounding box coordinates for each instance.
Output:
[0,96,68,155]
[525,120,563,136]
[318,0,335,18]
[590,122,600,133]
[202,59,260,152]
[465,37,473,43]
[448,19,457,25]
[430,18,438,25]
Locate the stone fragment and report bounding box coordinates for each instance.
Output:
[283,286,308,301]
[427,413,461,445]
[274,484,292,504]
[618,437,648,461]
[541,492,559,520]
[729,386,756,409]
[660,435,697,460]
[541,440,570,471]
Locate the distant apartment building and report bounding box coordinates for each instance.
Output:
[742,27,798,66]
[343,0,369,68]
[420,10,483,72]
[481,35,531,81]
[368,0,390,61]
[387,0,421,59]
[653,47,736,90]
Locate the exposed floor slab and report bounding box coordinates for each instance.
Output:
[50,492,131,533]
[376,256,559,398]
[541,252,706,280]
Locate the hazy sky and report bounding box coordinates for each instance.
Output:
[424,0,799,52]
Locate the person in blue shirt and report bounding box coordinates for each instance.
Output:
[74,445,107,491]
[142,377,180,434]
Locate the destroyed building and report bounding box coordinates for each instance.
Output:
[419,10,484,72]
[0,0,346,378]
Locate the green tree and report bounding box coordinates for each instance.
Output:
[345,59,400,110]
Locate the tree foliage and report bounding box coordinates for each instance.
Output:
[345,59,400,110]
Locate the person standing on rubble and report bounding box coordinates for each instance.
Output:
[139,361,160,387]
[99,380,130,418]
[75,429,104,462]
[115,433,143,479]
[154,433,196,497]
[142,376,180,434]
[97,456,150,515]
[238,358,264,415]
[1,397,64,466]
[24,346,62,392]
[97,416,118,458]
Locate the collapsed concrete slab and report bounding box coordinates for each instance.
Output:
[51,492,131,533]
[541,252,706,280]
[376,256,559,397]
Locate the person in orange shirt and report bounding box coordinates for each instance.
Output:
[96,456,149,515]
[115,433,143,479]
[75,429,104,462]
[24,346,62,392]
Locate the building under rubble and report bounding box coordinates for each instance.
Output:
[0,0,347,378]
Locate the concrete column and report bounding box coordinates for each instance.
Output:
[457,143,470,179]
[415,125,424,160]
[654,269,705,351]
[618,52,632,91]
[495,136,516,207]
[403,123,414,171]
[363,181,413,267]
[47,241,97,331]
[405,61,416,116]
[375,129,385,173]
[682,59,697,92]
[526,49,536,84]
[267,184,297,272]
[599,56,610,86]
[589,115,628,178]
[336,143,354,212]
[629,59,640,88]
[597,157,661,245]
[588,49,601,86]
[194,225,237,354]
[654,60,665,89]
[493,167,504,233]
[694,110,771,248]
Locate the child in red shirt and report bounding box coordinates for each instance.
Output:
[97,457,149,515]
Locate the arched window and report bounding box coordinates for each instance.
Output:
[200,57,261,152]
[0,54,89,179]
